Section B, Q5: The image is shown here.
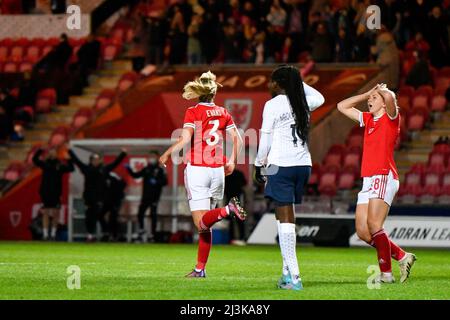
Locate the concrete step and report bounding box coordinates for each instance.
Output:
[69,95,97,108]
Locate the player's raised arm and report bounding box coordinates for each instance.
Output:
[337,84,380,123]
[378,87,399,119]
[303,82,325,111]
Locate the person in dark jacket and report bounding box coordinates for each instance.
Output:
[125,150,167,242]
[32,148,74,240]
[224,169,247,245]
[76,34,101,87]
[102,172,127,241]
[69,148,127,242]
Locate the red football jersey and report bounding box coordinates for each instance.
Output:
[183,103,236,167]
[360,112,400,179]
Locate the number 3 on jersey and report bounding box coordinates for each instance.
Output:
[206,120,220,146]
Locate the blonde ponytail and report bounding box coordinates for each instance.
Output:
[182,71,222,100]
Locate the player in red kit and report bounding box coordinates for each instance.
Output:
[337,83,416,284]
[159,71,246,277]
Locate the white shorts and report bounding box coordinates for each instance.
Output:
[357,171,399,206]
[184,163,224,211]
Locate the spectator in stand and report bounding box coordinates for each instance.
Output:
[253,31,265,64]
[125,150,167,243]
[405,32,430,58]
[168,5,188,64]
[198,6,221,64]
[286,3,303,58]
[102,172,127,242]
[32,148,74,240]
[37,33,72,72]
[335,27,353,62]
[223,24,243,63]
[69,148,127,242]
[405,51,432,89]
[224,169,247,245]
[144,15,167,65]
[372,28,400,90]
[17,72,37,109]
[51,0,66,14]
[0,106,13,144]
[265,24,282,63]
[353,23,371,62]
[445,86,450,110]
[310,22,334,62]
[426,6,450,68]
[187,14,203,65]
[0,88,17,123]
[77,34,101,87]
[266,0,287,34]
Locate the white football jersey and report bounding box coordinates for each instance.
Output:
[255,83,325,167]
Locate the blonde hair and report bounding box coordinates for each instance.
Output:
[182,71,222,100]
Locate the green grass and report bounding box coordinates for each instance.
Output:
[0,242,449,300]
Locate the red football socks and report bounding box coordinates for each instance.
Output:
[371,229,392,273]
[369,238,406,261]
[199,207,228,230]
[196,230,212,271]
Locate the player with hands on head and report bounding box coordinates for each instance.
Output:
[337,83,416,284]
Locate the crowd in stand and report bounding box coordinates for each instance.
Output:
[133,1,450,83]
[0,0,67,14]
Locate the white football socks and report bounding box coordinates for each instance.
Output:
[276,220,289,276]
[278,223,300,284]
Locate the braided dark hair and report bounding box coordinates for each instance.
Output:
[271,65,310,146]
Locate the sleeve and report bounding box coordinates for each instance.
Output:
[68,149,88,173]
[105,152,127,172]
[254,131,273,167]
[183,108,196,129]
[126,165,144,178]
[225,110,236,131]
[260,102,275,134]
[303,82,325,111]
[359,112,371,127]
[61,159,75,173]
[32,149,45,168]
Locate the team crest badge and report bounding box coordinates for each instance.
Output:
[10,211,21,227]
[224,99,253,130]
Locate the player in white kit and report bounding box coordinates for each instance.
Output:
[254,65,325,290]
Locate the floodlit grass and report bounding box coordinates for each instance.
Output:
[0,242,449,300]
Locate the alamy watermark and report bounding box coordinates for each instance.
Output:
[366,5,381,30]
[66,265,81,290]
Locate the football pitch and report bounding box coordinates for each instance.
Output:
[0,242,449,300]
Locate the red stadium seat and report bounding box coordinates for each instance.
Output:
[410,163,426,173]
[411,94,428,110]
[406,111,425,131]
[10,45,25,61]
[117,72,139,92]
[95,89,116,111]
[308,163,321,185]
[428,152,447,167]
[434,77,450,92]
[71,108,93,130]
[423,172,441,187]
[48,126,70,147]
[42,45,54,57]
[102,44,119,61]
[431,95,446,112]
[323,152,342,167]
[404,171,422,186]
[26,45,41,63]
[36,88,57,113]
[19,60,33,73]
[416,85,433,99]
[0,45,9,62]
[2,60,18,72]
[346,134,364,148]
[337,171,356,189]
[343,151,360,169]
[397,94,411,111]
[437,66,450,78]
